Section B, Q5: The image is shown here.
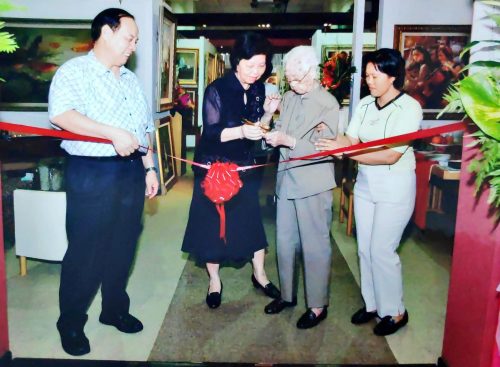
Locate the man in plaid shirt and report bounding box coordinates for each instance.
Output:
[48,8,158,356]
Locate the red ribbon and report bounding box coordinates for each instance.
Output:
[0,121,110,143]
[283,121,468,162]
[1,120,468,166]
[0,121,153,152]
[0,120,468,245]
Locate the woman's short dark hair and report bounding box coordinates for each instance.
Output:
[230,32,273,79]
[91,8,135,42]
[363,48,406,89]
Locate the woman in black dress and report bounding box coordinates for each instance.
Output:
[182,32,281,309]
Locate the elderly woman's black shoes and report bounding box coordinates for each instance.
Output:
[264,297,297,314]
[206,283,223,309]
[251,274,281,299]
[296,307,328,329]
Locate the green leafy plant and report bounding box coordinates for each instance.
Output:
[0,0,21,81]
[439,0,500,217]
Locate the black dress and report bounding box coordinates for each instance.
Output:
[181,72,268,264]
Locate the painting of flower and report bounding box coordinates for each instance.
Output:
[320,52,356,105]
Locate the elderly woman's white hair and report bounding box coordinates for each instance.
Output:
[283,45,319,80]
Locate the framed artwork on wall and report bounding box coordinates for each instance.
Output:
[321,44,376,63]
[182,86,198,132]
[205,53,216,85]
[155,117,177,193]
[394,24,470,119]
[0,18,91,111]
[156,5,177,112]
[176,48,198,85]
[216,54,225,78]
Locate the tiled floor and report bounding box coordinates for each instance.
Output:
[3,167,452,365]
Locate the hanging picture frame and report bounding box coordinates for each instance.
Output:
[155,117,177,193]
[394,24,470,119]
[156,5,177,112]
[182,86,198,133]
[205,53,216,86]
[176,48,198,85]
[0,18,91,111]
[320,44,375,63]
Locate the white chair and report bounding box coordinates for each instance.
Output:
[14,189,68,276]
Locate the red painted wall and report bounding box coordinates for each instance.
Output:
[0,167,10,356]
[442,130,500,367]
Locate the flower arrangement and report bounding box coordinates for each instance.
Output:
[320,52,356,105]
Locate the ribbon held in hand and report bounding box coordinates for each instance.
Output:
[201,162,243,243]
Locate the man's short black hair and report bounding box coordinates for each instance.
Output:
[363,48,406,89]
[230,32,273,80]
[91,8,135,42]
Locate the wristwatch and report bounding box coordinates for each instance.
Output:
[145,166,158,174]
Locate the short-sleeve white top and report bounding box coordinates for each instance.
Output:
[346,93,422,171]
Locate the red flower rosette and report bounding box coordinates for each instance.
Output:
[201,162,243,244]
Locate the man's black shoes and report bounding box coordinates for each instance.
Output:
[99,312,144,333]
[57,322,90,356]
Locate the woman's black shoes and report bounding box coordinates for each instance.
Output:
[251,274,281,299]
[373,310,409,336]
[351,307,378,324]
[206,283,223,309]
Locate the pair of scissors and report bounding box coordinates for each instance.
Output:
[242,118,271,132]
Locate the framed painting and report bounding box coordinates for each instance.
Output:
[216,54,225,78]
[394,24,470,119]
[0,18,91,111]
[205,53,216,85]
[176,48,198,85]
[321,44,376,63]
[182,86,198,132]
[155,117,177,193]
[156,5,177,112]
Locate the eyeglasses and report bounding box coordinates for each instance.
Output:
[286,67,312,86]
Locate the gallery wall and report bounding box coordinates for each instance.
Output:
[378,0,473,126]
[0,0,164,127]
[377,0,473,48]
[311,31,377,63]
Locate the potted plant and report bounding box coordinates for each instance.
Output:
[439,0,499,217]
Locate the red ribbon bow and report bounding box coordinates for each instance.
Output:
[201,162,243,243]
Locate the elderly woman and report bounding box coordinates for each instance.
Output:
[263,45,339,329]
